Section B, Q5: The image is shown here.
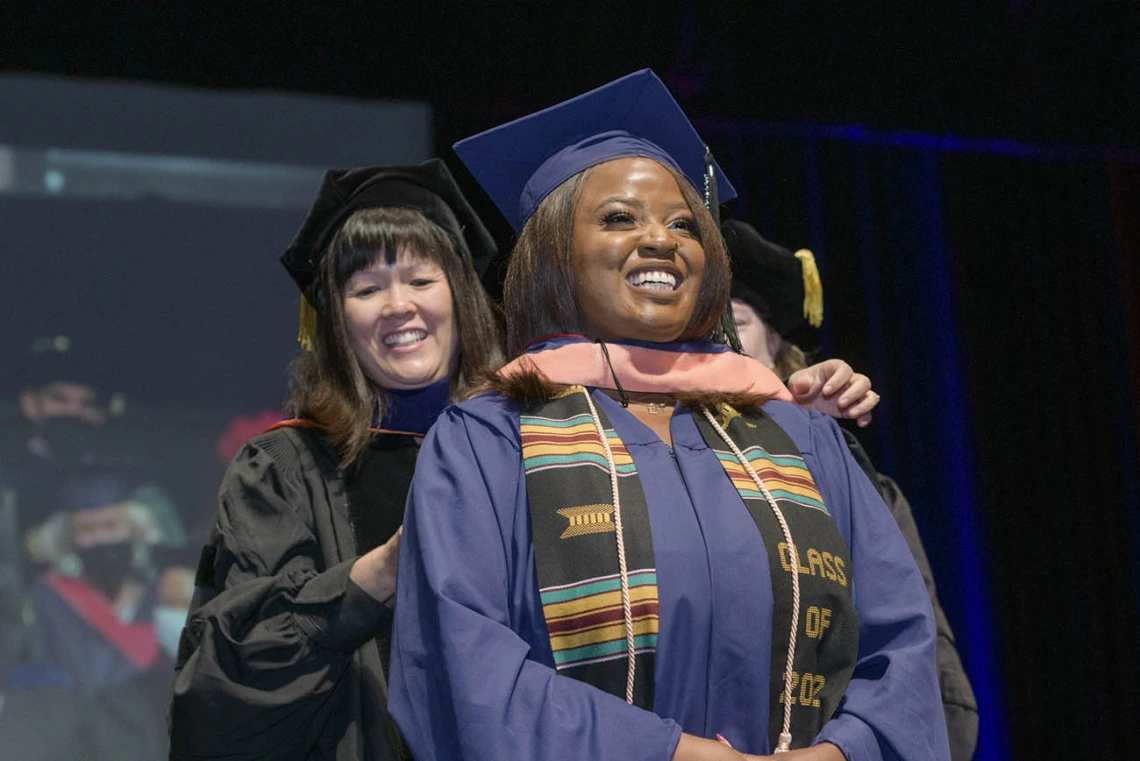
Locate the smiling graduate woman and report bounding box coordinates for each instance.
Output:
[388,72,951,761]
[167,161,503,761]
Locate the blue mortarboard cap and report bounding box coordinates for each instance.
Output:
[453,69,736,231]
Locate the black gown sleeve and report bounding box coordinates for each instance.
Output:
[841,430,979,761]
[168,432,390,761]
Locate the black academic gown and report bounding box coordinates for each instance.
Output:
[842,430,979,761]
[169,424,416,761]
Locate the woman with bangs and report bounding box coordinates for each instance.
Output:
[389,72,949,761]
[168,161,503,761]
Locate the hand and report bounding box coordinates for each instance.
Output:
[718,734,845,761]
[712,734,763,761]
[787,359,879,427]
[713,733,769,761]
[753,742,846,760]
[672,733,753,760]
[349,526,402,603]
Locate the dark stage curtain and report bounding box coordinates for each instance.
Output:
[703,124,1140,761]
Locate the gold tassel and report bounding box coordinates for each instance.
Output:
[298,295,318,351]
[794,249,824,328]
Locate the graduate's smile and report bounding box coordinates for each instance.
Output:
[572,158,704,343]
[624,263,684,294]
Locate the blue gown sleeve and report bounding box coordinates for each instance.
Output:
[388,401,683,761]
[807,415,951,761]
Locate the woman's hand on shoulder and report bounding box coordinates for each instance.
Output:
[349,526,402,603]
[787,359,879,428]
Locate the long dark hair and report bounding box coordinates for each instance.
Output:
[502,161,731,357]
[288,206,503,464]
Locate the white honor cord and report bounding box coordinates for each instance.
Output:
[583,388,637,704]
[702,407,799,753]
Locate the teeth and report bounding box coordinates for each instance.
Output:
[383,329,427,347]
[626,270,678,290]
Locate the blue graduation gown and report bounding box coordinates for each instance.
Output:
[389,389,949,761]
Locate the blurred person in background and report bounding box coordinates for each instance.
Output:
[1,334,114,470]
[1,332,186,662]
[80,543,200,761]
[0,334,117,675]
[0,539,197,761]
[0,466,181,759]
[21,469,170,692]
[722,217,978,761]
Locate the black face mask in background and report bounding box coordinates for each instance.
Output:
[33,418,101,466]
[75,542,135,601]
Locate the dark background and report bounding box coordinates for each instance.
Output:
[3,2,1139,760]
[6,2,1138,146]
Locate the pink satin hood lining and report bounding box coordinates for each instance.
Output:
[497,341,794,402]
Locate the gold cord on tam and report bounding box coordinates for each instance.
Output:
[298,295,318,351]
[795,249,824,328]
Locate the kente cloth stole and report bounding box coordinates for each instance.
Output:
[520,387,659,708]
[692,406,859,750]
[521,387,858,749]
